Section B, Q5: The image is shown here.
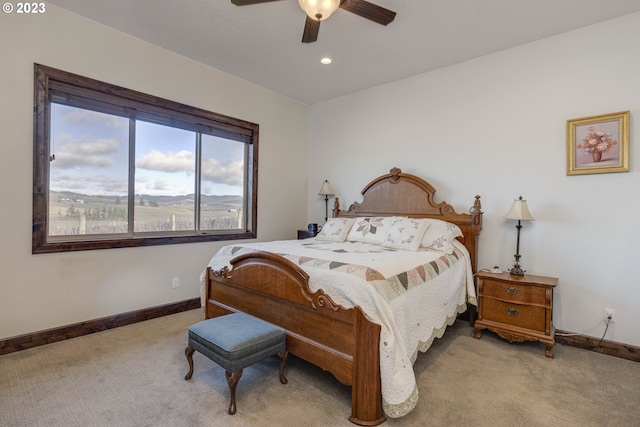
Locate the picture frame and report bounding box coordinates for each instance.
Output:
[567,111,629,175]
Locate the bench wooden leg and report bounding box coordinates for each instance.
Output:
[225,370,243,415]
[278,350,288,385]
[184,346,195,380]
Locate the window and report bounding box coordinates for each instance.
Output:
[33,64,258,253]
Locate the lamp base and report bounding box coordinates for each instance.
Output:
[509,264,525,276]
[509,251,525,276]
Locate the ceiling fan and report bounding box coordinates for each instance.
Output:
[230,0,396,43]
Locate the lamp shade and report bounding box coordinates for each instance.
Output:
[504,196,535,221]
[298,0,341,21]
[318,180,335,196]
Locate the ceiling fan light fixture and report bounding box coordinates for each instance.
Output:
[298,0,341,21]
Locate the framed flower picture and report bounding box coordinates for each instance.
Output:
[567,111,629,175]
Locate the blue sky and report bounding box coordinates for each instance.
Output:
[50,103,244,196]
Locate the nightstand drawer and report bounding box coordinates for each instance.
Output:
[483,298,546,331]
[474,271,558,358]
[482,280,546,305]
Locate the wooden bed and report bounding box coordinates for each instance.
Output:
[203,167,482,425]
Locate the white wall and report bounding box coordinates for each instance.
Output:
[0,6,309,339]
[308,13,640,347]
[3,6,638,350]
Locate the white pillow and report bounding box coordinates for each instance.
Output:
[315,218,356,242]
[383,218,430,251]
[346,216,397,245]
[420,218,463,254]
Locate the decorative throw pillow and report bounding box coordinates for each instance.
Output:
[420,219,463,254]
[315,218,356,242]
[383,218,430,251]
[346,216,397,245]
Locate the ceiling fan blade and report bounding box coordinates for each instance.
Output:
[302,16,320,43]
[339,0,396,25]
[231,0,283,5]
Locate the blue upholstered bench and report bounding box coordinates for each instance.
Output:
[184,313,288,415]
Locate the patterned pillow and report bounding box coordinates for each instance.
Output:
[383,218,430,251]
[420,219,463,254]
[315,218,356,242]
[346,216,397,245]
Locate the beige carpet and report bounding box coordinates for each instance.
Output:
[1,309,639,427]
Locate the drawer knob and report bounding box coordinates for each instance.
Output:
[506,287,519,295]
[505,308,519,316]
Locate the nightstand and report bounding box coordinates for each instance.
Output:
[297,230,317,239]
[474,271,558,358]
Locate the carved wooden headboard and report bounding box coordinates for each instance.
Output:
[333,167,483,272]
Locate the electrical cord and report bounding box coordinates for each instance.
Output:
[593,315,612,350]
[555,317,605,337]
[555,315,611,350]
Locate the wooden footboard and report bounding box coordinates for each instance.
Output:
[205,251,385,426]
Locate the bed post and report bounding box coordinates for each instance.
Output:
[350,308,385,426]
[467,195,483,327]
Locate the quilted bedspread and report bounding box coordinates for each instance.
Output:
[204,239,476,418]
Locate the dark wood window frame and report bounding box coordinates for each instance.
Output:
[33,64,258,254]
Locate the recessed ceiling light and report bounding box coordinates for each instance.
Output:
[320,57,332,65]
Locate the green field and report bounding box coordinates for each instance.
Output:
[48,191,242,236]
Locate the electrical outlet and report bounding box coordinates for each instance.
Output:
[604,307,615,322]
[172,277,180,288]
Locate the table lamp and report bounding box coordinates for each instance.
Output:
[318,180,335,222]
[504,196,535,276]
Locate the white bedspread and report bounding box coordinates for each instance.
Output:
[202,239,476,418]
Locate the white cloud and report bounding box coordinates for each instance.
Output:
[136,150,194,174]
[201,158,244,186]
[51,172,128,195]
[134,174,187,195]
[151,179,171,191]
[61,109,126,128]
[52,135,122,169]
[135,150,244,189]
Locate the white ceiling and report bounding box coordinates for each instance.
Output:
[48,0,640,105]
